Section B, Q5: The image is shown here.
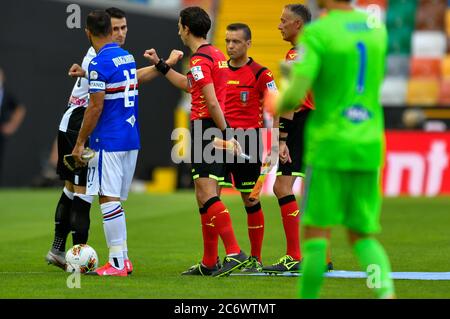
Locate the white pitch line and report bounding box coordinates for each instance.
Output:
[231,271,450,280]
[0,272,49,274]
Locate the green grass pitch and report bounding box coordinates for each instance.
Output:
[0,189,449,299]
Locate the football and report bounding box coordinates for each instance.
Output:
[65,244,98,273]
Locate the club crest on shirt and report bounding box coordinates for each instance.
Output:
[240,91,249,103]
[90,70,98,80]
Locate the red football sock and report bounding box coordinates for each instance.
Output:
[200,210,219,268]
[279,195,301,260]
[246,204,264,262]
[205,197,240,255]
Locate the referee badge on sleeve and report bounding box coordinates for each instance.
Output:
[240,91,249,104]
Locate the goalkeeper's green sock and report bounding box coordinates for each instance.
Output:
[298,238,328,299]
[353,238,395,299]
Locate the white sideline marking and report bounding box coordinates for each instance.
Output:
[231,271,450,280]
[0,272,48,274]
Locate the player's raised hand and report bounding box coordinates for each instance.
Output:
[68,64,86,78]
[167,49,184,66]
[143,49,160,65]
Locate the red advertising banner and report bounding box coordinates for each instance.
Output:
[383,131,450,196]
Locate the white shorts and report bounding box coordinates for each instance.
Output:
[86,149,138,201]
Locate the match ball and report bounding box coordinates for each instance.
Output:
[65,244,98,273]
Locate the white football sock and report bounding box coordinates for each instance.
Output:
[101,201,125,270]
[109,245,124,270]
[123,240,128,260]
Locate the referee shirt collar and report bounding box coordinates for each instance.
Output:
[97,43,119,56]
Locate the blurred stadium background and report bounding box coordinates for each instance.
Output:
[0,0,448,197]
[0,0,449,198]
[0,0,449,300]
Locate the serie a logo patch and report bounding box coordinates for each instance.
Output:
[240,91,249,103]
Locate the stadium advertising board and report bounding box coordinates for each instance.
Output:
[383,131,450,197]
[260,131,450,197]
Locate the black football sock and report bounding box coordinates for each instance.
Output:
[70,194,92,245]
[52,189,73,253]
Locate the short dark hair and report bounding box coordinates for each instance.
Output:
[179,6,211,39]
[86,10,112,37]
[105,7,126,19]
[285,4,312,24]
[226,23,252,41]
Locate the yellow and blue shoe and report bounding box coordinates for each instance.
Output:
[241,256,263,273]
[262,255,301,274]
[181,260,221,276]
[212,251,248,277]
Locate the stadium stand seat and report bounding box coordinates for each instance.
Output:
[441,54,450,78]
[438,79,450,105]
[381,77,408,106]
[387,54,410,77]
[412,31,447,57]
[355,0,386,9]
[415,0,446,31]
[445,8,450,35]
[410,57,442,78]
[406,78,440,105]
[213,0,293,84]
[388,27,414,54]
[386,0,417,30]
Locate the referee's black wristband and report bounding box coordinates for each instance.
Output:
[279,117,294,134]
[155,58,171,75]
[279,136,288,142]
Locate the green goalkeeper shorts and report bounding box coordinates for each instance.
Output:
[301,167,382,235]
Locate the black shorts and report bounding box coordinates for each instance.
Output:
[56,129,88,186]
[277,109,310,177]
[220,129,263,192]
[190,119,225,181]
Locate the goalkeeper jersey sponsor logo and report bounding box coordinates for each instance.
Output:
[343,105,372,123]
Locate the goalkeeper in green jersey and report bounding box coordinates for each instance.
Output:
[271,0,395,298]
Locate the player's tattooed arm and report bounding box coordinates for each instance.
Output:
[143,48,189,91]
[72,92,105,165]
[137,49,184,84]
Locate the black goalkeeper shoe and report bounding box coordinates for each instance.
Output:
[212,251,248,277]
[262,255,301,274]
[181,258,221,276]
[326,261,334,272]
